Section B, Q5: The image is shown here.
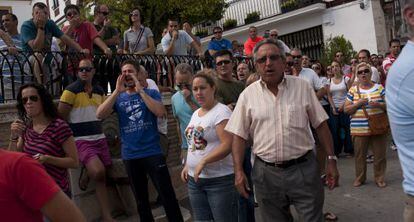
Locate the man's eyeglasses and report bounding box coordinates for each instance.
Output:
[176,83,191,90]
[79,67,94,73]
[357,69,370,75]
[256,54,281,64]
[216,60,231,66]
[100,11,109,16]
[292,55,302,59]
[22,95,39,104]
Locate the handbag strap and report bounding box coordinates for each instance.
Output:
[132,26,145,52]
[356,85,370,119]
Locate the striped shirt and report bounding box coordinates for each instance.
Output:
[23,118,73,192]
[346,84,386,136]
[60,80,106,141]
[225,76,328,162]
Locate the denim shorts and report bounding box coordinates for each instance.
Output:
[188,174,238,222]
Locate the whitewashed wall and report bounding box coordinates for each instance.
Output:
[0,0,32,31]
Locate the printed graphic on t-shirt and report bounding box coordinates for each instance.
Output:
[118,99,151,134]
[186,125,207,151]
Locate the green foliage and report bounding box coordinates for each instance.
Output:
[281,0,298,9]
[81,0,228,43]
[223,19,237,30]
[195,29,208,38]
[321,35,356,67]
[244,11,260,24]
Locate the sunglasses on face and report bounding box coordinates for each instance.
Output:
[357,69,370,75]
[100,11,109,16]
[214,31,222,34]
[130,13,140,17]
[176,83,191,90]
[256,54,281,64]
[22,95,39,104]
[66,12,78,17]
[216,60,231,66]
[79,67,94,73]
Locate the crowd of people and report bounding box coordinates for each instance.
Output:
[1,1,414,222]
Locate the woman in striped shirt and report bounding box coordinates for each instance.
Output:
[9,83,79,196]
[344,62,387,188]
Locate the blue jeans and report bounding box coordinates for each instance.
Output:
[238,148,255,222]
[188,174,238,222]
[329,110,353,155]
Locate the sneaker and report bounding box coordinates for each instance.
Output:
[391,144,397,151]
[366,155,374,163]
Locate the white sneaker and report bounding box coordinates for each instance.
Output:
[391,144,397,151]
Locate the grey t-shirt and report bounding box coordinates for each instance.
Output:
[124,26,154,53]
[161,30,193,55]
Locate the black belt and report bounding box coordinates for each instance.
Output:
[257,151,311,168]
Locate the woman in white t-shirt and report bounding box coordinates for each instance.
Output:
[327,61,353,157]
[181,71,237,221]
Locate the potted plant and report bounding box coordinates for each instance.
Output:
[244,11,260,24]
[281,0,298,13]
[223,19,237,31]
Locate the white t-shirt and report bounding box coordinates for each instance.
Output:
[329,77,349,108]
[146,79,168,135]
[299,68,323,91]
[161,30,193,56]
[185,103,233,178]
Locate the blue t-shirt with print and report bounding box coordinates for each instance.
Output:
[171,91,199,149]
[114,89,162,160]
[21,19,64,52]
[207,38,232,51]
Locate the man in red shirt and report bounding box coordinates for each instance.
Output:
[382,39,401,74]
[244,26,264,57]
[0,149,86,222]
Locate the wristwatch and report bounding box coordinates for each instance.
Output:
[328,155,338,161]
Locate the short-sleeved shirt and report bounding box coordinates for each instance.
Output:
[346,84,386,136]
[60,80,106,141]
[124,26,153,53]
[114,89,163,160]
[93,24,118,53]
[244,36,264,56]
[62,21,99,53]
[161,30,193,56]
[225,76,328,162]
[186,103,233,178]
[298,68,323,91]
[146,79,168,135]
[172,91,198,149]
[0,150,60,222]
[21,19,64,52]
[386,40,414,196]
[382,55,397,73]
[207,38,232,52]
[216,78,245,105]
[329,77,350,108]
[23,118,73,193]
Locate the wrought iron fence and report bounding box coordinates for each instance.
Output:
[0,50,254,103]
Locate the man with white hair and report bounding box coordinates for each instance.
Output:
[386,1,414,221]
[269,29,291,53]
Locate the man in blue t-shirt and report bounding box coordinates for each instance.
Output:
[207,26,232,57]
[386,2,414,221]
[21,2,89,84]
[96,59,183,222]
[171,63,199,164]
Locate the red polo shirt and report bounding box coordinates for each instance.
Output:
[244,36,264,56]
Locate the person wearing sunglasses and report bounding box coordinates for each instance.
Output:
[93,4,120,55]
[214,49,245,111]
[9,83,79,198]
[269,29,291,53]
[226,39,339,222]
[207,26,232,57]
[123,7,155,55]
[344,62,387,188]
[356,49,381,84]
[161,18,203,57]
[57,58,115,222]
[171,63,199,164]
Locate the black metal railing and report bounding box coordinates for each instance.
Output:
[0,51,254,103]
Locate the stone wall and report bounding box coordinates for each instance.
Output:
[0,93,188,221]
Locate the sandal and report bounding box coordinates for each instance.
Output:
[78,166,90,191]
[376,181,387,188]
[324,212,338,221]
